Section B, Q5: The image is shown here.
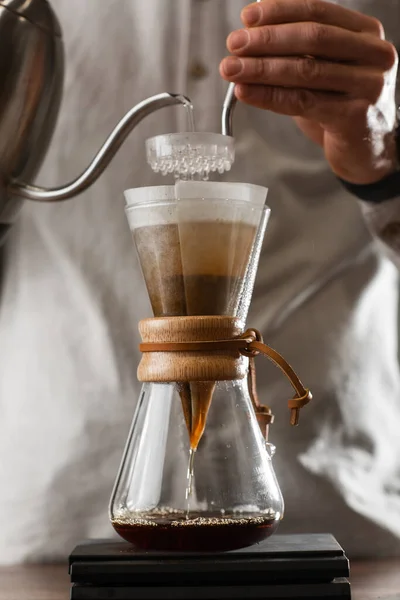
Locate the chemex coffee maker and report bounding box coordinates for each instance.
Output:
[110,139,313,547]
[2,1,351,598]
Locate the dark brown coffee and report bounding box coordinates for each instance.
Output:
[140,274,244,316]
[112,511,279,552]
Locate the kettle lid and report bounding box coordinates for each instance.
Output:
[0,0,61,36]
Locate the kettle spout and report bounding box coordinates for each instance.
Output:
[8,93,192,203]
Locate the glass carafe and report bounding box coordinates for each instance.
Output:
[109,181,284,552]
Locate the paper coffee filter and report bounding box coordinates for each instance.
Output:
[174,180,268,206]
[125,182,269,229]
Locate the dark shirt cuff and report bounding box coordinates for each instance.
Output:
[338,169,400,204]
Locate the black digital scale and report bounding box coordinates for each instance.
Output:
[69,533,351,599]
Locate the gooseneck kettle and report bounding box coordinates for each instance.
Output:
[0,0,192,241]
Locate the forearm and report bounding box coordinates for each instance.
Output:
[339,121,400,265]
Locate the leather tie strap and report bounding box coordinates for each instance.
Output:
[140,328,312,426]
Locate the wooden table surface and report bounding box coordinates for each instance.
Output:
[0,559,399,599]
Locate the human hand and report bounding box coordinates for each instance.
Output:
[220,0,398,184]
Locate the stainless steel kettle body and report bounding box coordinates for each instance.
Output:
[0,0,191,238]
[0,0,63,229]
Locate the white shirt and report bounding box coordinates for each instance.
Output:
[0,0,399,563]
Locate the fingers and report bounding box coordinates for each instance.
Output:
[220,57,385,101]
[234,83,370,131]
[226,23,396,68]
[241,0,384,37]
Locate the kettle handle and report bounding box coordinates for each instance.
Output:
[8,93,191,203]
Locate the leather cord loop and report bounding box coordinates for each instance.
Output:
[243,333,312,426]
